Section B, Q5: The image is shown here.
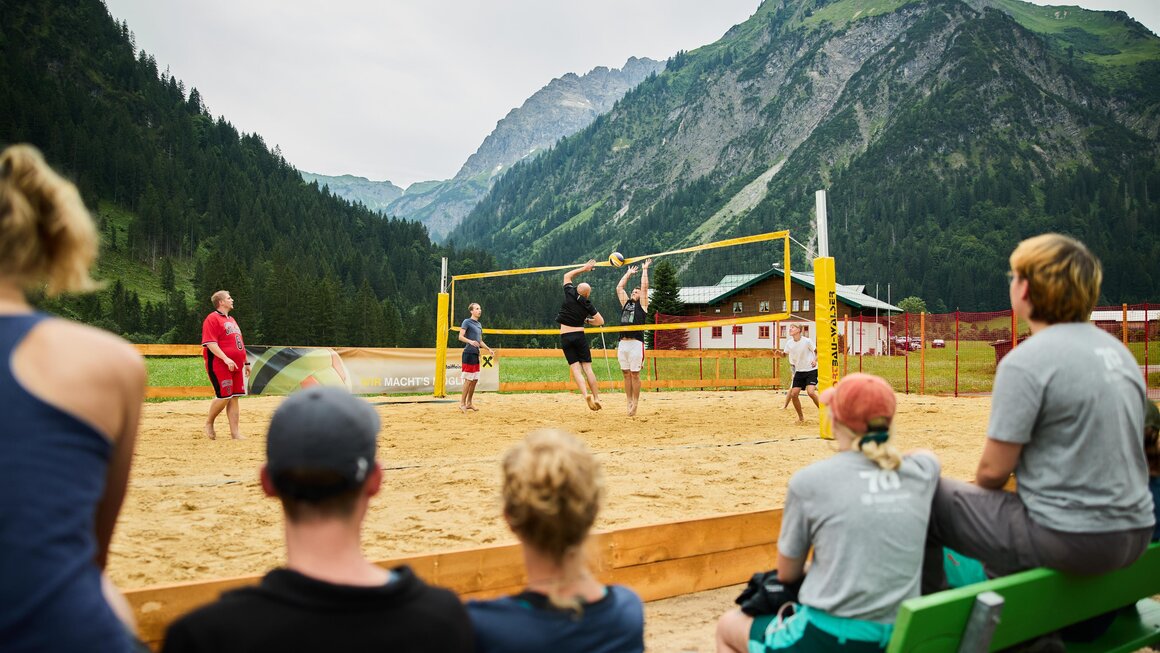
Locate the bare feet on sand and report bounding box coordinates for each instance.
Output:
[203,424,216,440]
[585,395,602,411]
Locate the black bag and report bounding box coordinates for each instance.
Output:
[734,569,803,617]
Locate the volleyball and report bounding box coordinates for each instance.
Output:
[609,251,626,267]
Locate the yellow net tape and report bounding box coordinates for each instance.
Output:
[451,230,789,282]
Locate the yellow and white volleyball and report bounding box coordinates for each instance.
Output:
[248,347,353,395]
[609,251,626,267]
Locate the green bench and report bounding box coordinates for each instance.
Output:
[887,543,1160,653]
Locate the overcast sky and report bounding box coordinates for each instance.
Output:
[102,0,1159,190]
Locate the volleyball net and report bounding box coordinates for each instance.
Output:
[448,230,793,338]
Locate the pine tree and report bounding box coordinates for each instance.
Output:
[647,261,687,350]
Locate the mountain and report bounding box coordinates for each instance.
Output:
[449,0,1160,310]
[1,0,498,345]
[299,173,403,214]
[305,57,665,241]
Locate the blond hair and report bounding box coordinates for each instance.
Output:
[856,427,903,471]
[0,144,99,295]
[210,290,230,308]
[503,429,604,561]
[1009,233,1101,324]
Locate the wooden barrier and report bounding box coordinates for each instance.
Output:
[125,508,781,650]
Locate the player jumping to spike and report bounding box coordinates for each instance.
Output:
[557,260,605,411]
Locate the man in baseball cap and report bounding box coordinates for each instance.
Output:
[163,387,473,653]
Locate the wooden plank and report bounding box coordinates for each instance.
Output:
[128,508,783,649]
[593,510,780,569]
[136,344,204,356]
[145,386,214,398]
[600,542,778,602]
[136,345,780,360]
[499,378,778,393]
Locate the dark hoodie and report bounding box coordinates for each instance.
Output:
[162,566,472,653]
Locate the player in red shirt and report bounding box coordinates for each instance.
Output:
[202,290,249,440]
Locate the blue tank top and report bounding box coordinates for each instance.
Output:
[0,313,131,652]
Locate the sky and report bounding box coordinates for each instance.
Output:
[101,0,1159,190]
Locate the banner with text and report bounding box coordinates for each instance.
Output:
[246,346,499,395]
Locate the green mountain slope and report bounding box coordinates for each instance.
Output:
[450,0,1160,309]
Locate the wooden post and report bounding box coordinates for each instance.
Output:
[955,310,960,398]
[920,311,926,396]
[1123,303,1129,347]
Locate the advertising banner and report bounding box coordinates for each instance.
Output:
[246,346,499,395]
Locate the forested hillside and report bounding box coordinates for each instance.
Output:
[450,0,1160,310]
[1,0,495,345]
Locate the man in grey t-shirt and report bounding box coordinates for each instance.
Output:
[923,234,1154,593]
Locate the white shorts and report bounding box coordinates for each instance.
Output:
[617,339,644,372]
[461,370,480,381]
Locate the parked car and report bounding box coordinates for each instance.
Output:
[889,336,923,353]
[931,339,946,348]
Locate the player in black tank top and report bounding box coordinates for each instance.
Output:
[614,259,651,416]
[557,260,605,411]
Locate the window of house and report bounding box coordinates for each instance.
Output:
[803,299,810,311]
[732,301,743,313]
[782,301,787,312]
[792,300,800,311]
[759,300,770,313]
[758,326,770,339]
[780,326,788,338]
[711,326,723,338]
[732,325,743,335]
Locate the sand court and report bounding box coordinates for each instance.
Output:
[109,390,992,650]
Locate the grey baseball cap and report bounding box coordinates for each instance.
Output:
[266,386,380,501]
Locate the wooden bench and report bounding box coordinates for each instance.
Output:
[887,543,1160,653]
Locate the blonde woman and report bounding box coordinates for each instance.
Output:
[0,145,146,651]
[717,374,939,653]
[467,430,644,652]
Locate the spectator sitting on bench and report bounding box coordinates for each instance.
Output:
[717,373,940,653]
[162,387,473,653]
[467,429,645,653]
[923,234,1155,596]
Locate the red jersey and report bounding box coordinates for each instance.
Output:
[202,311,246,364]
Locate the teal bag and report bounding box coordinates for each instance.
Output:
[943,547,987,588]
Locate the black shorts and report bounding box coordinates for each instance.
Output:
[560,331,592,365]
[462,351,480,366]
[791,369,818,390]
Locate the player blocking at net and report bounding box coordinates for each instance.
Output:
[615,259,651,416]
[556,260,605,411]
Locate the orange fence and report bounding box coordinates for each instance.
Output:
[848,303,1157,398]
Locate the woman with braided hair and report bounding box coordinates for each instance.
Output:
[717,373,940,653]
[466,429,644,652]
[0,144,147,651]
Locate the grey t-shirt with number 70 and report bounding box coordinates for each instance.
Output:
[778,450,940,623]
[987,322,1153,533]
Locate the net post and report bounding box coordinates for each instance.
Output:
[815,256,838,440]
[814,191,837,440]
[434,258,450,398]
